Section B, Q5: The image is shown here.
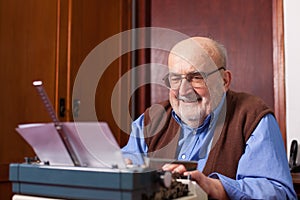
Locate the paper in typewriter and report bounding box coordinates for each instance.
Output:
[16,122,126,168]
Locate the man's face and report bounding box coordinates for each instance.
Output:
[168,54,225,128]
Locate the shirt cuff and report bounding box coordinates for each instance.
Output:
[209,172,250,200]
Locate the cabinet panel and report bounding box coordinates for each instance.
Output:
[0,0,58,164]
[0,0,59,199]
[68,0,132,147]
[150,0,274,108]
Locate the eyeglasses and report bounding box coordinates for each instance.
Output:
[163,67,226,90]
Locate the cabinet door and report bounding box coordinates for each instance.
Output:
[0,0,59,199]
[150,0,276,107]
[66,0,132,147]
[133,0,286,143]
[0,0,132,198]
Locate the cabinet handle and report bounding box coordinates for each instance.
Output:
[59,98,66,117]
[73,99,80,118]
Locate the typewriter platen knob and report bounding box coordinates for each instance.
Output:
[160,171,172,188]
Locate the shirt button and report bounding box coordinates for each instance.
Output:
[181,154,186,159]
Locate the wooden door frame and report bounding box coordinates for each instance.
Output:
[273,0,286,147]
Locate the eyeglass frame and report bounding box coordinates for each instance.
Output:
[162,66,226,89]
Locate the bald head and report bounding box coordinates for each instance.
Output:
[168,37,227,71]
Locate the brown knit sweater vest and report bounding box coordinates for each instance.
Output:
[143,90,273,179]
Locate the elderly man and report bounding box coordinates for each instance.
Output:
[122,37,296,199]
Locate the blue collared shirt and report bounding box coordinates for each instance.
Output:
[122,98,297,199]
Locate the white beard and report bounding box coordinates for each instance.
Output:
[169,83,223,128]
[177,99,210,128]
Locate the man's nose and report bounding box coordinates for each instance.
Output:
[178,79,194,95]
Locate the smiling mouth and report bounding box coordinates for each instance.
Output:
[177,96,202,103]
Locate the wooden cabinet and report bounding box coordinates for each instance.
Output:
[0,0,131,199]
[0,1,58,199]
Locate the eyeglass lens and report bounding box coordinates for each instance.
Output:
[166,72,206,89]
[163,67,225,89]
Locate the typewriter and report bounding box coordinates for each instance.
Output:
[10,159,207,200]
[9,81,207,200]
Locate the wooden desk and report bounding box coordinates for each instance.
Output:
[0,163,13,200]
[292,173,300,198]
[0,163,9,182]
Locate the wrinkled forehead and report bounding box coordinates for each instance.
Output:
[168,38,219,72]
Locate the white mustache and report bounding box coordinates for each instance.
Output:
[177,94,202,103]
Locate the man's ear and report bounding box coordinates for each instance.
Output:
[223,70,232,91]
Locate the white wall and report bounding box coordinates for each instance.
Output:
[284,0,300,161]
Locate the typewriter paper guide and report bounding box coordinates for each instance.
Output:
[16,122,126,168]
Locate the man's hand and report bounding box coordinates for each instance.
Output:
[162,164,229,200]
[124,158,133,165]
